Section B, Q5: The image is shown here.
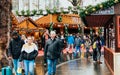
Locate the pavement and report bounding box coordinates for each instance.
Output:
[55,56,112,75]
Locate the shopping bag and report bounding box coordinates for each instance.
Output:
[17,67,22,74]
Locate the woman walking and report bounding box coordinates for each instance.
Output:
[19,36,38,75]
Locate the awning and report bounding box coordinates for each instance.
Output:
[82,15,113,27]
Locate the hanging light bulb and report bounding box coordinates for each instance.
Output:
[114,0,119,3]
[92,8,96,11]
[85,11,88,14]
[100,4,103,8]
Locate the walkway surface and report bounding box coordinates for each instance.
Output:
[55,56,112,75]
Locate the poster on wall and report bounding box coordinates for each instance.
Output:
[117,16,120,48]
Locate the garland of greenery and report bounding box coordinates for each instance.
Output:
[78,24,81,33]
[64,24,68,36]
[80,0,120,18]
[57,15,62,22]
[80,0,120,25]
[49,22,53,32]
[98,27,102,34]
[15,6,78,16]
[15,0,120,19]
[90,27,93,35]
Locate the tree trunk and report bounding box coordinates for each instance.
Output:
[0,0,12,68]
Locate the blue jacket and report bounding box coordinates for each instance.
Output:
[67,35,74,44]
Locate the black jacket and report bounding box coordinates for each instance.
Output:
[44,38,63,59]
[8,38,25,59]
[19,50,38,61]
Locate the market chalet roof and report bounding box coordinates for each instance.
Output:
[35,14,81,26]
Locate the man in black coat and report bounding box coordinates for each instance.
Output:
[8,31,24,75]
[44,31,63,75]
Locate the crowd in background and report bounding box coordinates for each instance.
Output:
[6,29,104,75]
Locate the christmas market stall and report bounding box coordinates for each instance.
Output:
[16,17,44,39]
[35,14,83,33]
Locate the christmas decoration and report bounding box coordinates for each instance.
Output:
[85,11,88,14]
[100,4,103,8]
[21,10,25,16]
[49,22,53,32]
[114,0,119,3]
[98,27,102,34]
[57,15,62,22]
[64,24,68,36]
[80,0,120,23]
[92,8,96,11]
[15,0,120,17]
[90,28,93,35]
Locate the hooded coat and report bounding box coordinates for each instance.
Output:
[8,32,25,59]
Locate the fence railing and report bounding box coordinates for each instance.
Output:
[104,47,114,75]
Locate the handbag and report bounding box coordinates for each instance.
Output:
[17,67,22,74]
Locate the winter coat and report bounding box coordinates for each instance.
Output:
[8,38,25,59]
[74,37,81,46]
[44,38,63,59]
[19,43,38,61]
[67,36,74,44]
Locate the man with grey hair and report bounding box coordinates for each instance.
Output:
[44,31,63,75]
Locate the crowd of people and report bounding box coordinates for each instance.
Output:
[7,29,104,75]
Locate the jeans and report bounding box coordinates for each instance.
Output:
[74,46,81,58]
[67,44,74,50]
[13,59,21,75]
[47,59,57,75]
[93,49,97,61]
[97,47,101,61]
[24,60,35,75]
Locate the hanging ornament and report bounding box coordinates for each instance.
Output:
[92,8,96,11]
[57,15,62,22]
[114,0,119,3]
[99,4,103,8]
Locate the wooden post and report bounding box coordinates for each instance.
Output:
[114,3,120,52]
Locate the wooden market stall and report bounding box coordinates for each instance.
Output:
[35,14,82,33]
[16,17,44,39]
[80,3,120,75]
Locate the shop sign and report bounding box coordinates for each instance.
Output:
[92,6,114,15]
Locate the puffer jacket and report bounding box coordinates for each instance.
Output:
[19,50,38,61]
[44,38,63,59]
